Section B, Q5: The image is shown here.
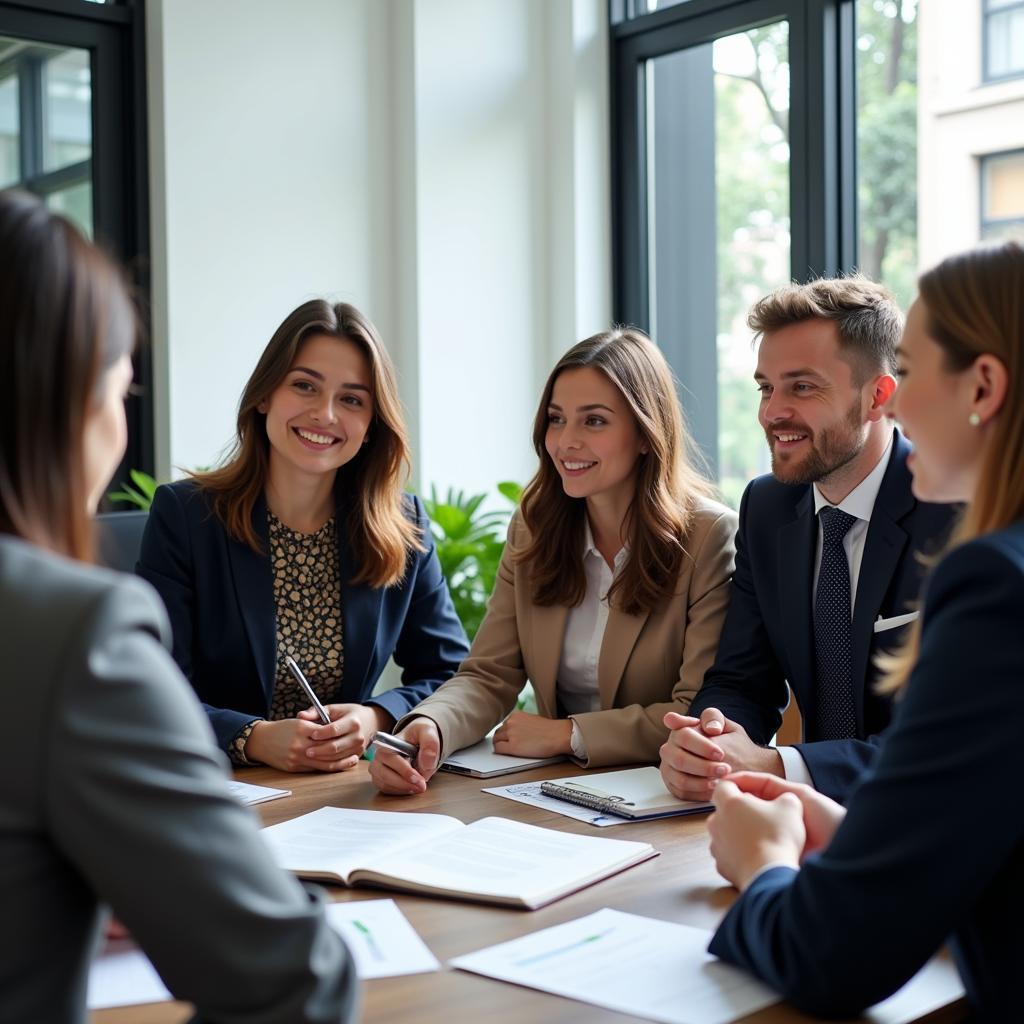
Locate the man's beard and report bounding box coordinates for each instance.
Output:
[767,398,865,487]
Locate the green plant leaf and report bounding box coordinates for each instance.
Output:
[422,480,522,640]
[129,469,158,500]
[497,480,523,504]
[106,482,151,510]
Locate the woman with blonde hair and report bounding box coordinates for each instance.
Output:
[0,190,356,1019]
[370,327,737,794]
[706,241,1024,1021]
[139,301,468,772]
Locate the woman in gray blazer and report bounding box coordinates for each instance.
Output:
[0,190,356,1022]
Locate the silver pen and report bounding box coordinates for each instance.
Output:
[368,730,419,764]
[284,655,331,725]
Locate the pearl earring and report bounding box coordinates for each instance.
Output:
[968,412,981,427]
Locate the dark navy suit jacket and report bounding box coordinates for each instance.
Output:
[689,432,957,801]
[709,523,1024,1022]
[138,479,470,751]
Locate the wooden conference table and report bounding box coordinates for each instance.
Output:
[92,761,967,1024]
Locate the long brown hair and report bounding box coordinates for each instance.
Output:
[518,327,715,616]
[881,240,1024,692]
[192,300,422,587]
[0,190,135,562]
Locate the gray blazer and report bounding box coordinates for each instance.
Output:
[0,535,357,1023]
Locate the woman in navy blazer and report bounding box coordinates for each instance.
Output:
[139,300,468,772]
[704,241,1024,1022]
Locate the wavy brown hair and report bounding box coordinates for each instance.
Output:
[192,300,422,587]
[880,241,1024,692]
[0,189,135,562]
[518,328,715,616]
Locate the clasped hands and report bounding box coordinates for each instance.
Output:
[244,703,392,773]
[659,708,845,890]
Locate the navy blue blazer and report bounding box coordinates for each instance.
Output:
[138,480,470,751]
[709,523,1024,1022]
[689,432,957,801]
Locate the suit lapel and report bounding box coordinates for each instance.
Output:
[779,487,816,709]
[337,501,385,700]
[598,604,651,709]
[227,494,277,703]
[528,603,570,718]
[850,436,913,725]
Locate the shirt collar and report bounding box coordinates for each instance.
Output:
[582,517,629,568]
[812,433,893,522]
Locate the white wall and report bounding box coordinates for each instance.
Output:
[147,0,610,497]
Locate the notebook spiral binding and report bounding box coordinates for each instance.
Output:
[540,781,634,813]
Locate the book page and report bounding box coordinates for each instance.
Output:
[358,816,655,906]
[451,908,779,1024]
[261,807,464,882]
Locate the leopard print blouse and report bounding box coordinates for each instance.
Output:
[228,511,344,764]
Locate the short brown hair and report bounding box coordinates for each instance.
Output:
[748,275,902,381]
[0,189,135,561]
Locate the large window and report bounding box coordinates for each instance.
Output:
[611,1,941,502]
[0,0,151,486]
[0,38,93,235]
[985,0,1024,82]
[612,1,857,502]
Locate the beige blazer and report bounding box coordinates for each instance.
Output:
[399,497,737,767]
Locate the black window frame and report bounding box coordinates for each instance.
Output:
[0,0,152,487]
[611,0,857,333]
[983,0,1024,84]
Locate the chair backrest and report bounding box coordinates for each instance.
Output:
[95,510,149,573]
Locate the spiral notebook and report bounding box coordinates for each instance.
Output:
[540,767,713,821]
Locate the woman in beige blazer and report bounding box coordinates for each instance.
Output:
[370,327,737,795]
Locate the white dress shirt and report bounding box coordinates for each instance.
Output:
[778,434,893,786]
[558,520,628,759]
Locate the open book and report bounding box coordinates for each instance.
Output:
[260,807,657,909]
[540,767,713,821]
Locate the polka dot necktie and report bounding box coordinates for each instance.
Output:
[813,506,859,741]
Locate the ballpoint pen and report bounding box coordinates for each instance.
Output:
[284,655,331,726]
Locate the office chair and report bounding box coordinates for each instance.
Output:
[95,510,149,573]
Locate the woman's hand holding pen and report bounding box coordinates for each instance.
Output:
[368,718,442,795]
[299,703,392,764]
[244,704,390,773]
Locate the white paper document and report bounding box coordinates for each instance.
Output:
[484,779,629,826]
[325,899,440,979]
[449,908,779,1024]
[226,779,292,805]
[440,737,565,778]
[87,940,172,1010]
[87,901,438,1007]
